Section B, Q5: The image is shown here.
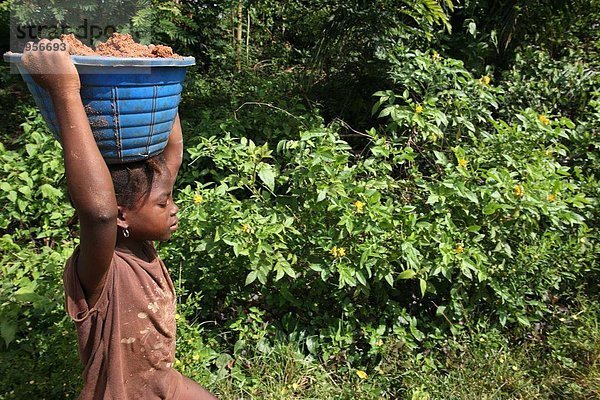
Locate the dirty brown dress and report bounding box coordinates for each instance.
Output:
[63,241,183,399]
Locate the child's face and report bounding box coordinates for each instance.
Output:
[123,169,179,241]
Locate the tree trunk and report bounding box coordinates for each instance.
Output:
[236,0,243,71]
[231,7,235,47]
[246,9,250,63]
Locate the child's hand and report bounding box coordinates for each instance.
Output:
[21,38,80,95]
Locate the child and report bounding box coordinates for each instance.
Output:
[21,39,218,400]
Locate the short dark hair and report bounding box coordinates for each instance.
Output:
[108,154,167,209]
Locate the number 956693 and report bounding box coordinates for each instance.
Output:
[24,42,67,52]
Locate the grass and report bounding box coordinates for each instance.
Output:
[175,298,599,400]
[1,298,597,399]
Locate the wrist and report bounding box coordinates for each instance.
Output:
[49,88,82,105]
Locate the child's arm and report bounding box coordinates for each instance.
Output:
[163,112,183,183]
[22,39,117,307]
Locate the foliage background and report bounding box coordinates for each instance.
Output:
[0,0,598,398]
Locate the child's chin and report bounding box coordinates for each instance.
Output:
[154,226,177,241]
[153,232,174,242]
[167,228,178,238]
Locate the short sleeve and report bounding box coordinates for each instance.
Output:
[63,246,114,323]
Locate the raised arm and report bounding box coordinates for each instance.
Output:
[163,112,183,183]
[22,39,117,307]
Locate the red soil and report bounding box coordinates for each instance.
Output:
[60,33,180,58]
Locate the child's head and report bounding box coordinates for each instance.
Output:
[108,154,168,210]
[109,154,179,241]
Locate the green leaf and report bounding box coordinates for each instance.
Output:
[284,264,296,278]
[345,218,354,234]
[258,163,275,191]
[419,278,427,297]
[384,273,394,287]
[516,314,531,327]
[0,319,17,347]
[232,243,241,257]
[356,270,367,286]
[245,271,257,285]
[257,269,268,285]
[433,151,449,165]
[309,264,323,272]
[306,336,318,354]
[483,202,500,215]
[398,269,416,279]
[468,21,476,36]
[215,353,233,369]
[13,283,39,302]
[410,323,424,341]
[40,184,61,198]
[436,305,446,317]
[25,143,38,156]
[317,189,327,202]
[426,194,439,205]
[274,266,285,281]
[18,186,32,197]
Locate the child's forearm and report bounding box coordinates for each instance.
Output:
[50,90,117,221]
[163,112,183,180]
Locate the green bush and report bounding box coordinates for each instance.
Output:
[162,45,599,367]
[0,110,73,348]
[0,109,79,396]
[1,3,598,397]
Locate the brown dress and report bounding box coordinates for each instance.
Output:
[63,241,183,399]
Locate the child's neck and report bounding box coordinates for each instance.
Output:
[115,238,153,262]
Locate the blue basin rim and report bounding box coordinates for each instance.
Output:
[3,52,196,67]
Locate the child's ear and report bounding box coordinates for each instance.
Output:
[116,206,128,229]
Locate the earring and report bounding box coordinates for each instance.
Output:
[123,228,130,238]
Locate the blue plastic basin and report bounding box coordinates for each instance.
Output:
[3,53,195,164]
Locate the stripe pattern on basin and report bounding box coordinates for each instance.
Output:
[5,53,194,164]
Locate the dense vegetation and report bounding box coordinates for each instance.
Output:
[1,0,598,398]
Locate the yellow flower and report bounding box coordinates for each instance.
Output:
[479,75,491,85]
[353,200,365,213]
[356,370,368,380]
[538,114,550,125]
[242,223,253,234]
[455,245,464,254]
[458,158,468,168]
[415,104,424,114]
[547,193,556,202]
[193,194,203,204]
[432,51,441,61]
[330,246,346,258]
[375,339,384,346]
[513,185,525,197]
